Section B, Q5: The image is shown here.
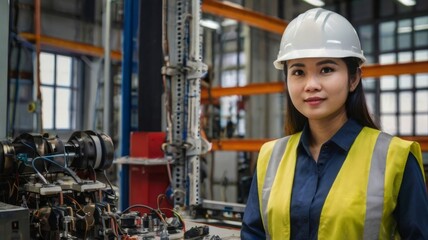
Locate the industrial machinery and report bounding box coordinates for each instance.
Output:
[0,0,240,238]
[0,131,187,239]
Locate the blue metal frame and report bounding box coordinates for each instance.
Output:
[120,0,139,210]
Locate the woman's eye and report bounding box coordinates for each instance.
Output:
[321,67,334,74]
[291,70,304,76]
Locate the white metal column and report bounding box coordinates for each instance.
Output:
[163,0,208,208]
[103,0,112,135]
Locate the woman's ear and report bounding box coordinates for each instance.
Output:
[350,68,362,92]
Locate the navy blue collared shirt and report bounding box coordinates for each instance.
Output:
[241,119,428,239]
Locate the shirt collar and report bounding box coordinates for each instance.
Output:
[299,118,363,154]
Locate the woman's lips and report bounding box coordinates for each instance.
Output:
[304,97,325,106]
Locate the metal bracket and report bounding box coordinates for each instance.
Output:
[186,60,208,79]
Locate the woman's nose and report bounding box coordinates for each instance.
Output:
[304,74,322,92]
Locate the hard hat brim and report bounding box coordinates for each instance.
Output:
[273,49,366,70]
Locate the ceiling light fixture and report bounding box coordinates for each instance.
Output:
[397,0,416,6]
[302,0,325,7]
[200,19,220,30]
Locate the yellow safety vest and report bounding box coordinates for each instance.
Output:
[257,127,424,240]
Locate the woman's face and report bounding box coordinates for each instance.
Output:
[286,58,358,122]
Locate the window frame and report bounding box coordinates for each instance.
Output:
[39,51,79,131]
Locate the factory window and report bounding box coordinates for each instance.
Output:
[216,22,246,138]
[379,21,396,52]
[40,52,77,130]
[220,68,246,137]
[373,16,428,136]
[348,0,428,137]
[359,25,374,63]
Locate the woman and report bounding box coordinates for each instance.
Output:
[241,8,428,239]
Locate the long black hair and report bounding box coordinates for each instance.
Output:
[283,57,379,135]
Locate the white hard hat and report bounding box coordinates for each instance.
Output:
[273,8,366,70]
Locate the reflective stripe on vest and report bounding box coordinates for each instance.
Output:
[260,136,290,240]
[364,132,392,239]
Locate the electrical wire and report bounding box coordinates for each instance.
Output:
[89,165,97,182]
[166,158,173,184]
[8,180,19,199]
[122,204,166,224]
[157,194,166,210]
[103,170,117,200]
[21,141,39,156]
[31,154,80,184]
[122,204,156,213]
[20,141,48,179]
[107,214,119,239]
[19,142,79,184]
[109,211,127,238]
[160,207,186,232]
[64,195,83,212]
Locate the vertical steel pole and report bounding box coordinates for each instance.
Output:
[120,0,140,211]
[120,0,135,211]
[34,0,43,132]
[0,0,9,138]
[103,0,112,135]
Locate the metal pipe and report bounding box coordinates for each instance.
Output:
[0,0,9,138]
[34,0,43,132]
[103,0,112,135]
[120,0,138,211]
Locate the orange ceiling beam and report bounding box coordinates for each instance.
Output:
[201,61,428,100]
[362,61,428,78]
[210,138,270,152]
[201,82,285,99]
[210,137,428,152]
[201,0,287,34]
[19,32,122,61]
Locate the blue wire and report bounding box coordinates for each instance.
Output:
[31,154,79,183]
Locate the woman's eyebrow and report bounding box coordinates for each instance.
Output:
[289,63,305,68]
[289,59,339,69]
[316,59,339,66]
